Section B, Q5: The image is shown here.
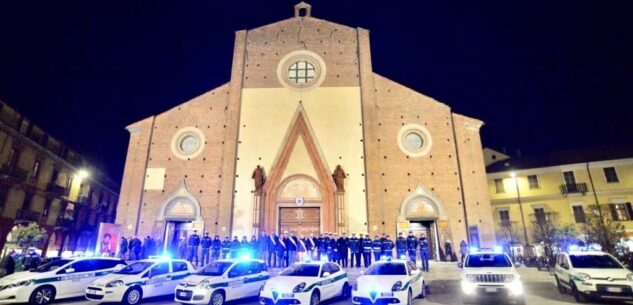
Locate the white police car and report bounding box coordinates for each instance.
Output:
[260,260,350,305]
[352,259,425,305]
[85,258,194,305]
[460,250,525,305]
[174,258,268,305]
[554,251,633,303]
[0,257,125,305]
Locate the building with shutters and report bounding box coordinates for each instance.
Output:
[116,2,496,260]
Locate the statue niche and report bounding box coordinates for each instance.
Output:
[252,165,266,193]
[332,165,346,192]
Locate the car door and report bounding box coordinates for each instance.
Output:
[144,262,172,298]
[170,261,191,291]
[406,261,422,295]
[555,254,571,287]
[320,263,338,300]
[242,261,268,297]
[225,262,248,301]
[57,259,96,296]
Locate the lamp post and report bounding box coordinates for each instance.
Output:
[511,172,530,256]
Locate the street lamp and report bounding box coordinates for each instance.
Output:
[512,172,530,260]
[78,169,89,179]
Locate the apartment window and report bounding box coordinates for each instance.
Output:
[572,205,586,223]
[609,203,632,221]
[534,207,546,223]
[563,171,576,185]
[32,161,41,180]
[7,148,19,168]
[527,175,540,189]
[499,210,511,227]
[494,178,505,193]
[603,167,619,183]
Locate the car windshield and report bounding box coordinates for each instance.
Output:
[114,262,154,275]
[365,263,407,275]
[465,254,512,268]
[198,262,233,276]
[280,264,320,277]
[570,255,622,269]
[32,259,73,272]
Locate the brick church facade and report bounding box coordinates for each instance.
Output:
[116,3,496,259]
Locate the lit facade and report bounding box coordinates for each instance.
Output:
[116,3,496,259]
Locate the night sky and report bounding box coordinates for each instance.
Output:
[1,0,631,182]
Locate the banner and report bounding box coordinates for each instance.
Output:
[96,223,123,257]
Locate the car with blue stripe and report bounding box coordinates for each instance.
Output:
[174,258,268,305]
[259,260,350,305]
[352,259,425,305]
[0,256,125,305]
[85,258,194,305]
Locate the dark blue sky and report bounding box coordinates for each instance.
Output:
[1,0,631,182]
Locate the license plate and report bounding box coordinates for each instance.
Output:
[282,293,294,298]
[607,287,623,293]
[381,292,394,297]
[178,291,188,297]
[485,287,498,293]
[88,289,98,294]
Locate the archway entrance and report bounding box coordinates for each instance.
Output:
[276,175,322,236]
[157,181,202,257]
[399,185,446,261]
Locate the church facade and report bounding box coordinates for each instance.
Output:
[116,3,496,259]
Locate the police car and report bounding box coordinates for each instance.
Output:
[259,260,350,305]
[174,258,268,305]
[0,256,125,305]
[85,258,194,305]
[554,250,633,303]
[459,249,525,305]
[352,259,425,305]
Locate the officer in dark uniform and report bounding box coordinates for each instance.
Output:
[372,235,382,262]
[188,230,201,266]
[406,231,418,263]
[306,234,316,260]
[250,235,258,256]
[395,232,407,260]
[318,233,328,261]
[419,234,430,272]
[276,233,287,267]
[200,232,212,266]
[230,236,241,258]
[348,233,361,268]
[362,234,372,267]
[329,233,338,263]
[267,233,277,267]
[211,235,222,261]
[382,235,395,260]
[337,233,349,268]
[221,236,232,259]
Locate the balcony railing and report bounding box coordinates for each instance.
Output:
[55,217,74,228]
[0,164,29,181]
[560,183,588,196]
[47,183,68,195]
[15,209,41,223]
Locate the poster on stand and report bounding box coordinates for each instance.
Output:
[96,223,122,257]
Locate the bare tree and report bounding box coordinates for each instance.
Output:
[496,221,523,261]
[529,212,577,267]
[582,204,625,255]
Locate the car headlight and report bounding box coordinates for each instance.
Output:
[6,280,32,288]
[391,281,403,292]
[574,273,591,281]
[105,280,125,288]
[508,280,524,295]
[461,274,477,282]
[293,282,307,293]
[197,280,210,289]
[627,274,633,282]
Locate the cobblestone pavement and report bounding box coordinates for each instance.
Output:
[55,262,630,305]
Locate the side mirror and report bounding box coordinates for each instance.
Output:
[65,267,75,274]
[322,272,331,278]
[457,262,463,269]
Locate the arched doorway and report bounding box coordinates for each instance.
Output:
[399,184,446,261]
[157,181,202,256]
[276,175,322,236]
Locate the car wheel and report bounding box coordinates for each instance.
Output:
[340,282,351,300]
[210,291,225,305]
[418,281,426,299]
[29,285,55,305]
[555,276,566,294]
[571,284,587,303]
[407,289,412,305]
[310,290,320,305]
[123,287,143,305]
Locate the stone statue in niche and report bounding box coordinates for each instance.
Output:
[252,165,266,192]
[332,165,346,192]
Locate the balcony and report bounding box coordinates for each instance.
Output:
[55,217,74,229]
[47,183,68,196]
[560,183,588,196]
[14,209,41,223]
[0,164,29,182]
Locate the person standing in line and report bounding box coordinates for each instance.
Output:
[349,233,361,268]
[230,236,240,258]
[188,230,201,266]
[406,231,418,263]
[276,233,287,267]
[372,235,382,262]
[211,235,221,262]
[362,234,373,267]
[221,236,232,259]
[2,250,15,276]
[127,236,135,260]
[329,233,339,263]
[396,232,407,260]
[297,234,307,262]
[419,234,430,272]
[132,236,142,261]
[382,235,395,260]
[118,236,128,259]
[178,237,187,260]
[258,231,269,263]
[445,240,454,262]
[318,233,327,261]
[306,233,316,259]
[250,235,258,257]
[286,232,298,265]
[338,233,349,268]
[459,240,469,263]
[200,232,212,266]
[267,232,277,267]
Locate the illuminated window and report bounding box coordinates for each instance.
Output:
[494,178,505,193]
[287,60,317,85]
[609,203,631,221]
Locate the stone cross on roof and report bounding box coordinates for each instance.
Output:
[294,2,312,18]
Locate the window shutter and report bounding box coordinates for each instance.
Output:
[609,204,619,220]
[626,202,633,220]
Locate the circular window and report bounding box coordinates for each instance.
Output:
[171,127,205,160]
[277,51,326,91]
[397,124,433,158]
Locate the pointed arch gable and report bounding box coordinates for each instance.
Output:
[158,180,202,222]
[262,105,336,233]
